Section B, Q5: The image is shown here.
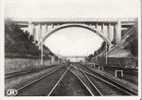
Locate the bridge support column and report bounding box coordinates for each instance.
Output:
[33,26,37,42]
[114,70,124,78]
[37,24,44,65]
[41,25,47,38]
[102,24,108,38]
[111,24,115,43]
[48,24,54,31]
[45,24,48,33]
[28,21,34,37]
[115,20,121,44]
[38,24,42,46]
[106,23,114,43]
[35,24,40,45]
[101,24,104,33]
[45,24,51,37]
[32,25,37,43]
[96,24,102,32]
[107,24,111,41]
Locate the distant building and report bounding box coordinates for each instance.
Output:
[61,56,86,62]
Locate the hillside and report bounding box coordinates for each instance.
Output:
[108,24,138,58]
[5,19,53,58]
[90,24,138,67]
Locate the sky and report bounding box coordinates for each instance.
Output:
[44,27,103,56]
[5,0,139,18]
[4,0,139,56]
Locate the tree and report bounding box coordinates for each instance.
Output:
[93,41,106,56]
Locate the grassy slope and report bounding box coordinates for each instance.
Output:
[5,19,54,58]
[91,25,138,66]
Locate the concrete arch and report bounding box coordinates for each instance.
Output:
[42,23,112,45]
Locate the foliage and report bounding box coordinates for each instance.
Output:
[5,18,43,57]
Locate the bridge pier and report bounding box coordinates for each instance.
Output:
[102,24,108,38]
[108,24,112,41]
[41,25,46,38]
[32,26,36,43]
[39,24,42,43]
[115,20,121,43]
[45,24,48,35]
[28,21,34,37]
[34,24,42,45]
[110,24,115,42]
[33,25,38,42]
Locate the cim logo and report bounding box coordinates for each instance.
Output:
[6,89,18,96]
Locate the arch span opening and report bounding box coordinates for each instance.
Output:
[42,24,111,45]
[44,26,104,57]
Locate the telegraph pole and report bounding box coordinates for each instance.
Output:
[105,42,108,64]
[40,24,43,65]
[41,41,43,65]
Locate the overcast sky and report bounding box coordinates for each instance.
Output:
[5,0,139,18]
[4,0,139,56]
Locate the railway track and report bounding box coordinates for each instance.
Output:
[6,66,68,96]
[71,63,137,95]
[5,65,59,79]
[70,65,103,96]
[5,63,137,96]
[48,67,71,96]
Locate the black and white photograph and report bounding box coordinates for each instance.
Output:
[2,0,141,98]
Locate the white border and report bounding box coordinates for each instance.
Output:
[0,0,141,100]
[138,0,142,98]
[0,0,5,98]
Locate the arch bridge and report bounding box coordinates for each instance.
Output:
[13,18,137,63]
[13,18,136,46]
